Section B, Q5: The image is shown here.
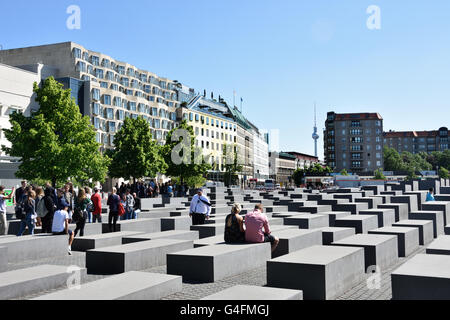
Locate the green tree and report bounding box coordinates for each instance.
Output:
[340,169,349,176]
[2,77,110,187]
[383,147,405,171]
[292,168,306,186]
[223,144,243,187]
[163,120,211,185]
[439,167,450,179]
[108,117,167,183]
[373,168,386,180]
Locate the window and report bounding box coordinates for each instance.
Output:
[103,95,111,105]
[376,153,381,159]
[195,114,199,122]
[118,110,125,120]
[108,121,116,133]
[100,81,108,88]
[351,121,361,127]
[91,56,100,66]
[95,69,104,79]
[106,108,114,120]
[92,89,100,101]
[376,145,381,150]
[73,48,82,59]
[76,61,87,72]
[351,137,363,143]
[92,103,100,115]
[93,117,100,129]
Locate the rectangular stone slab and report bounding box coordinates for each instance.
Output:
[102,218,161,234]
[391,254,450,300]
[331,234,399,270]
[0,246,7,272]
[284,214,329,229]
[378,204,409,222]
[201,285,303,300]
[160,216,192,231]
[69,223,102,236]
[409,211,445,238]
[167,242,271,282]
[404,191,428,208]
[334,215,378,234]
[86,239,193,274]
[318,227,356,245]
[122,230,199,244]
[368,226,419,257]
[295,205,332,214]
[422,202,450,226]
[272,229,323,258]
[393,220,434,245]
[72,231,143,252]
[0,264,87,300]
[359,209,396,228]
[34,272,182,300]
[391,195,418,213]
[314,212,351,227]
[425,235,450,255]
[332,202,369,215]
[355,197,383,209]
[266,245,365,300]
[0,234,68,263]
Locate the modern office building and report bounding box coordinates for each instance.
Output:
[324,112,384,173]
[269,152,296,186]
[249,121,269,181]
[384,128,450,154]
[178,95,238,181]
[0,42,193,149]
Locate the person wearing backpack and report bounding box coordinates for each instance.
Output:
[73,189,92,237]
[0,186,15,236]
[17,190,37,236]
[124,189,135,220]
[107,188,121,232]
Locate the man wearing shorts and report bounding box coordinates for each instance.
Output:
[52,199,74,255]
[244,204,279,253]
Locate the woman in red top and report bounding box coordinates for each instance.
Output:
[91,187,102,223]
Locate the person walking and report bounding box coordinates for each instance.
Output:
[244,204,279,253]
[132,193,141,220]
[224,203,245,244]
[107,188,120,232]
[14,181,27,206]
[84,187,93,223]
[91,187,102,223]
[63,183,74,219]
[73,189,92,237]
[125,189,135,220]
[17,190,37,236]
[426,188,436,202]
[189,188,211,226]
[41,187,56,233]
[52,200,74,255]
[0,186,15,236]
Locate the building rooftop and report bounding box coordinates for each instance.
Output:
[334,112,383,121]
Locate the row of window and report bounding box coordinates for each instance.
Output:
[194,127,236,142]
[93,115,175,131]
[185,113,236,131]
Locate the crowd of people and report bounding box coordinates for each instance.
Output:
[115,180,189,199]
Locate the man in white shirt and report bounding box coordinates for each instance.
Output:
[52,199,74,255]
[189,188,211,225]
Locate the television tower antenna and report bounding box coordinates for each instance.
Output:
[312,103,319,158]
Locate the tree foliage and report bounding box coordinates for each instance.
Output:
[108,117,167,182]
[373,168,386,180]
[162,120,211,184]
[439,167,450,179]
[292,163,333,186]
[2,77,110,186]
[340,169,349,176]
[223,144,243,187]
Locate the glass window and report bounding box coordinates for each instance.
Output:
[103,95,111,105]
[95,69,104,79]
[92,89,100,101]
[92,103,100,115]
[76,61,87,72]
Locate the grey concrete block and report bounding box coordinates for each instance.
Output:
[316,212,351,227]
[0,234,68,263]
[0,265,87,300]
[331,234,399,270]
[86,239,193,274]
[265,206,289,213]
[378,204,409,222]
[161,216,192,231]
[34,272,182,300]
[202,285,303,300]
[393,220,434,245]
[409,211,445,238]
[333,202,369,214]
[284,214,329,229]
[392,254,450,300]
[295,205,332,214]
[191,223,226,239]
[422,201,450,226]
[0,246,7,272]
[359,209,396,228]
[102,218,161,234]
[267,245,365,300]
[318,227,356,245]
[368,226,419,257]
[426,235,450,255]
[333,193,363,202]
[404,191,428,208]
[69,223,103,236]
[72,231,143,252]
[122,230,199,244]
[355,197,383,209]
[334,215,378,234]
[167,243,271,282]
[391,195,418,213]
[273,229,322,258]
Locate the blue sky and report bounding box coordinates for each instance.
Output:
[1,0,450,159]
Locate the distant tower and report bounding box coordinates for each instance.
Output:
[312,103,319,158]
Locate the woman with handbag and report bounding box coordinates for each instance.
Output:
[17,190,37,236]
[73,188,92,237]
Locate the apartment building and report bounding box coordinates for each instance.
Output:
[384,127,449,154]
[269,152,296,186]
[285,151,319,170]
[324,112,384,173]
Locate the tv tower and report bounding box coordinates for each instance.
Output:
[312,103,319,158]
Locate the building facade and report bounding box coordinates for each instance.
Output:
[250,123,270,181]
[285,151,319,170]
[0,42,192,149]
[324,112,384,173]
[384,128,450,154]
[269,152,296,186]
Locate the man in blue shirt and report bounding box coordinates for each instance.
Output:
[426,188,436,202]
[189,188,211,225]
